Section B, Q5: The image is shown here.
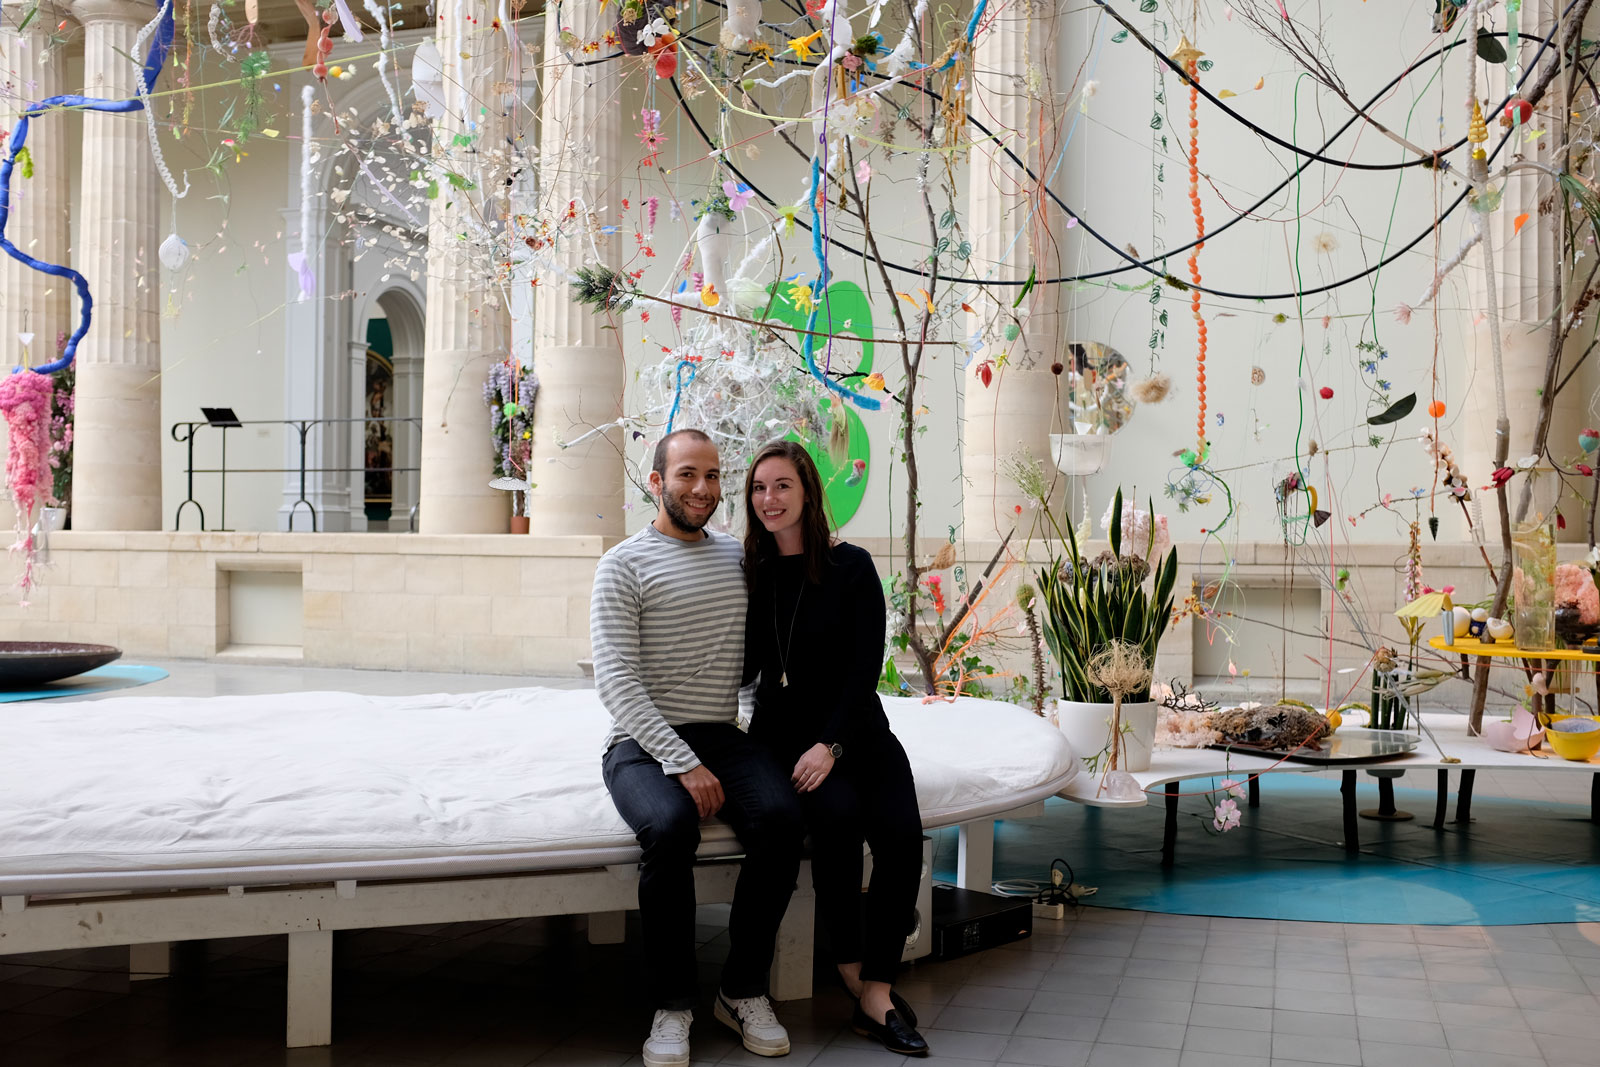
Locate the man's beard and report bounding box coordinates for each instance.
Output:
[662,486,715,533]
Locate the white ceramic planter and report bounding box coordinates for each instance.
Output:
[1057,699,1158,772]
[1049,433,1111,476]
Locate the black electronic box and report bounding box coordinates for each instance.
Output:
[928,883,1032,960]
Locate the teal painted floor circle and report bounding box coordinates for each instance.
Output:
[931,774,1600,925]
[0,663,169,702]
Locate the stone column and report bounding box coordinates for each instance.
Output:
[0,2,72,531]
[1462,0,1581,539]
[528,2,625,538]
[69,0,161,531]
[961,0,1068,543]
[417,0,515,534]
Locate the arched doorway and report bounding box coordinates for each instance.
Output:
[359,288,425,530]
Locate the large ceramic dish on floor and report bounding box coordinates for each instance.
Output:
[0,642,122,688]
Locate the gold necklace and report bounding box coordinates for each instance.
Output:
[774,576,804,687]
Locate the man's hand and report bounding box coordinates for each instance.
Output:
[792,743,836,793]
[674,765,725,818]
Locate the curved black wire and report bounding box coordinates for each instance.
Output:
[669,24,1579,298]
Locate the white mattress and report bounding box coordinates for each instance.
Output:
[0,687,1078,894]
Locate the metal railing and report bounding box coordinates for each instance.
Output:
[170,416,421,532]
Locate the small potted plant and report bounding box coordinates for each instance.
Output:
[1037,488,1178,771]
[485,362,535,531]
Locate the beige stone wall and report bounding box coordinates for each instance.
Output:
[1,532,612,676]
[0,533,1580,712]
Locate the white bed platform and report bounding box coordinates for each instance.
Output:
[0,687,1076,1047]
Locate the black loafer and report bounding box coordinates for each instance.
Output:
[851,1004,929,1056]
[841,981,918,1029]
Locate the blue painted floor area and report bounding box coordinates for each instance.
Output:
[0,663,169,702]
[930,774,1600,925]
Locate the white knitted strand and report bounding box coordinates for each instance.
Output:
[1413,231,1481,309]
[363,0,409,135]
[1465,1,1508,428]
[135,0,189,200]
[300,84,316,263]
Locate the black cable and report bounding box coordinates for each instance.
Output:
[670,24,1586,299]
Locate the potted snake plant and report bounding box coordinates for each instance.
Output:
[1038,488,1178,771]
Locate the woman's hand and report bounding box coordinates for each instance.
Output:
[792,743,836,793]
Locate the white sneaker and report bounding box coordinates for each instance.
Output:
[643,1008,693,1067]
[714,991,790,1057]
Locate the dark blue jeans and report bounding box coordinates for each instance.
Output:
[602,723,805,1010]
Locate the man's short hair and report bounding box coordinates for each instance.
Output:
[651,429,714,478]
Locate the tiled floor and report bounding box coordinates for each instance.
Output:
[4,661,1599,1065]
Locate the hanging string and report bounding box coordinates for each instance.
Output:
[0,3,177,375]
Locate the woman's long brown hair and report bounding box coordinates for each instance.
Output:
[742,439,834,591]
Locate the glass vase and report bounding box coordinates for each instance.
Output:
[1511,473,1560,652]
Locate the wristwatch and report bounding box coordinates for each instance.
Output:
[826,742,844,760]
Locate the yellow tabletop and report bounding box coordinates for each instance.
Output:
[1428,635,1600,662]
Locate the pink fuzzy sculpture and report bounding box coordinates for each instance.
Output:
[1554,563,1600,626]
[0,370,55,602]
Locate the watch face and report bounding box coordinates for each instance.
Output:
[829,743,844,759]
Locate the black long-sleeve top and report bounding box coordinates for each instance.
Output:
[743,541,891,757]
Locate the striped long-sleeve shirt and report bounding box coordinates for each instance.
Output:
[592,523,747,774]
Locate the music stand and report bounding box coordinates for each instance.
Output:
[201,407,241,529]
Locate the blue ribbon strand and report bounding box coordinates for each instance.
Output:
[2,4,175,375]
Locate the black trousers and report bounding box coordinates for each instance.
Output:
[602,723,805,1010]
[779,730,923,985]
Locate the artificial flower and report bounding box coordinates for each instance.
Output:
[638,17,671,47]
[788,30,825,63]
[863,371,886,391]
[700,284,720,307]
[1213,798,1241,832]
[788,281,815,312]
[722,180,754,211]
[1491,467,1514,487]
[1219,778,1246,800]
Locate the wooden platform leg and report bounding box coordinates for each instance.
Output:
[957,820,994,890]
[1341,770,1359,853]
[1247,776,1260,808]
[1591,772,1599,825]
[1161,782,1179,868]
[771,859,814,1002]
[1433,769,1449,829]
[129,942,170,982]
[586,911,626,945]
[1455,768,1477,825]
[286,930,333,1048]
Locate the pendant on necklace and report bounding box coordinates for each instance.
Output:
[780,672,788,687]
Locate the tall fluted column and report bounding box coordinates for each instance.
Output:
[961,0,1068,542]
[417,1,515,533]
[1462,0,1581,538]
[70,0,161,530]
[0,3,72,531]
[528,2,625,538]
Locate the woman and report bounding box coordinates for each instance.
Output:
[742,439,929,1057]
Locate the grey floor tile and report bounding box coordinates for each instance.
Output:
[1427,982,1517,1007]
[914,1028,1009,1061]
[1271,989,1352,1015]
[1270,1010,1353,1038]
[998,1035,1094,1066]
[1440,1024,1535,1056]
[1356,1041,1453,1067]
[1448,1052,1550,1067]
[1028,992,1113,1019]
[1272,971,1351,994]
[1186,1004,1270,1032]
[1121,960,1199,982]
[1180,1024,1271,1057]
[1192,983,1273,1009]
[1084,1043,1179,1067]
[927,1006,1021,1035]
[952,985,1040,1012]
[1521,1008,1600,1039]
[1351,994,1437,1021]
[1355,1016,1447,1047]
[1092,1019,1186,1051]
[1177,1053,1268,1067]
[1104,999,1189,1026]
[1112,979,1195,1003]
[1013,1013,1102,1043]
[1267,1034,1361,1065]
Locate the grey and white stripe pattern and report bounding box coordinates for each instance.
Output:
[592,524,748,774]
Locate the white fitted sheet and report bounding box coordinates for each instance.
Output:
[0,687,1077,894]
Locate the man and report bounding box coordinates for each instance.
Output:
[592,428,803,1067]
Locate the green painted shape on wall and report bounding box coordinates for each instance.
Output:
[754,281,875,528]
